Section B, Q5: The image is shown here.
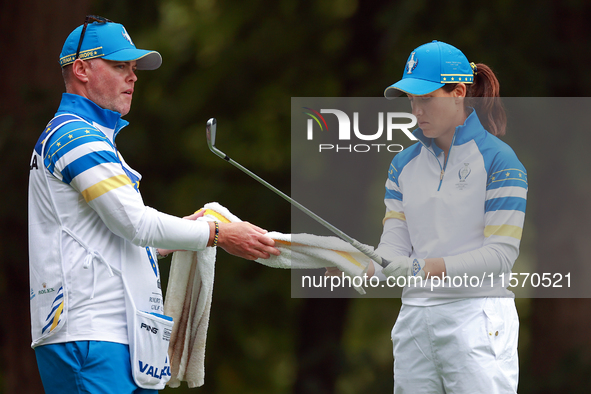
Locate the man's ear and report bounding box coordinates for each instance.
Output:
[71,59,90,83]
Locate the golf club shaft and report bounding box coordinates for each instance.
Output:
[206,118,387,268]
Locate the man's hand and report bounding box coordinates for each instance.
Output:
[382,256,426,280]
[213,222,280,261]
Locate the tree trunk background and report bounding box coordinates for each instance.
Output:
[0,2,90,393]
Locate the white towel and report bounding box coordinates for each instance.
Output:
[256,232,371,283]
[164,202,372,388]
[164,241,215,388]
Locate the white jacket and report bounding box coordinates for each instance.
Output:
[28,93,210,347]
[375,110,528,305]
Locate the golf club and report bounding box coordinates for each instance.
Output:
[206,118,388,268]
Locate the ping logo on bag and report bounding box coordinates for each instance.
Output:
[138,360,171,379]
[140,322,158,334]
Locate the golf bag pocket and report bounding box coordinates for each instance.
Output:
[131,310,174,389]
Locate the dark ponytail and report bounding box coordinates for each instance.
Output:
[443,63,507,136]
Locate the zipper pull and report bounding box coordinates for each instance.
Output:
[440,170,445,180]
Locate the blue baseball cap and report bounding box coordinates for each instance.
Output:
[384,40,474,98]
[59,21,162,70]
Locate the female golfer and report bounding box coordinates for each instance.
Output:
[374,40,527,393]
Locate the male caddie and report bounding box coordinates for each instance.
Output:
[28,16,279,393]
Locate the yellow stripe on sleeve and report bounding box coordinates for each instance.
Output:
[81,174,133,202]
[383,211,406,225]
[484,225,523,240]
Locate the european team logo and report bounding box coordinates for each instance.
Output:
[122,27,134,46]
[459,163,471,182]
[406,52,418,74]
[456,163,472,190]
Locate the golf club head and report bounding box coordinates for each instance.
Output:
[206,118,227,160]
[206,118,217,150]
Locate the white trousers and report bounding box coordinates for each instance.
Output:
[392,297,519,394]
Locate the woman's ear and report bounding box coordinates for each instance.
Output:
[453,83,467,98]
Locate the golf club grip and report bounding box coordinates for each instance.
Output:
[349,239,389,268]
[224,156,386,268]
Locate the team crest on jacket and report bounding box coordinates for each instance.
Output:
[456,163,471,190]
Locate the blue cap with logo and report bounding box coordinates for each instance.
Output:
[59,21,162,70]
[384,40,474,98]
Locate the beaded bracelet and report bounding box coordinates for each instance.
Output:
[212,221,219,247]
